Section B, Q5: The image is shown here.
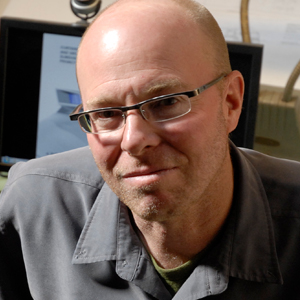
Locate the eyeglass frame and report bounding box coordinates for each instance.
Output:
[69,73,227,134]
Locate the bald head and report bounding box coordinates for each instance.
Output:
[77,0,231,79]
[76,0,236,114]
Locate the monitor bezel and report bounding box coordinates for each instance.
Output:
[227,41,263,149]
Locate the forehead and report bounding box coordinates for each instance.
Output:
[77,1,213,106]
[85,77,186,108]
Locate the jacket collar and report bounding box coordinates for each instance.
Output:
[72,183,146,281]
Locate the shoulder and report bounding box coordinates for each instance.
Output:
[0,147,104,224]
[6,146,103,189]
[237,146,300,216]
[238,147,300,182]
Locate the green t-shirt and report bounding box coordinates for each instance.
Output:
[150,253,202,295]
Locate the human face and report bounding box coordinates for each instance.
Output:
[77,2,234,222]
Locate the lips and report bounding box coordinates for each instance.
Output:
[122,168,167,178]
[119,167,177,187]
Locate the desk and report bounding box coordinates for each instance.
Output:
[0,174,8,192]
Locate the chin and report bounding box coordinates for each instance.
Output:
[124,193,177,222]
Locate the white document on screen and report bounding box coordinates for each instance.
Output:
[36,33,88,158]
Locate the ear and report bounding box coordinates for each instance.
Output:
[222,70,244,134]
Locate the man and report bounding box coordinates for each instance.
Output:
[0,0,300,299]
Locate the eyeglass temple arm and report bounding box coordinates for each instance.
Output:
[184,74,226,98]
[69,104,83,120]
[196,74,226,95]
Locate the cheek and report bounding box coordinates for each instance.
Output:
[160,108,214,145]
[166,103,227,157]
[87,134,121,172]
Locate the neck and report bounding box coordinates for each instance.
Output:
[133,156,234,269]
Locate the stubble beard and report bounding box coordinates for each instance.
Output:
[95,102,230,222]
[105,170,175,221]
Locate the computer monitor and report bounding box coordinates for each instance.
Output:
[0,17,86,172]
[227,41,263,149]
[0,17,263,172]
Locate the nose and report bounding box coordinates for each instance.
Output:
[121,112,161,156]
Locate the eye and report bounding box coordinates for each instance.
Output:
[88,109,124,132]
[92,109,123,120]
[141,94,190,122]
[160,97,178,106]
[148,97,178,110]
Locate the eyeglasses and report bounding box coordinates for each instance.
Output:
[69,74,226,134]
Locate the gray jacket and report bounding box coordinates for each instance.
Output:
[0,144,300,299]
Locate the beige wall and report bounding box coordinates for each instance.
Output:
[0,0,10,16]
[1,0,115,23]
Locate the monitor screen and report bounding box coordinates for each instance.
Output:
[0,17,263,172]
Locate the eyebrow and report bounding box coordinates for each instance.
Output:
[86,78,187,108]
[86,96,117,108]
[143,78,186,96]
